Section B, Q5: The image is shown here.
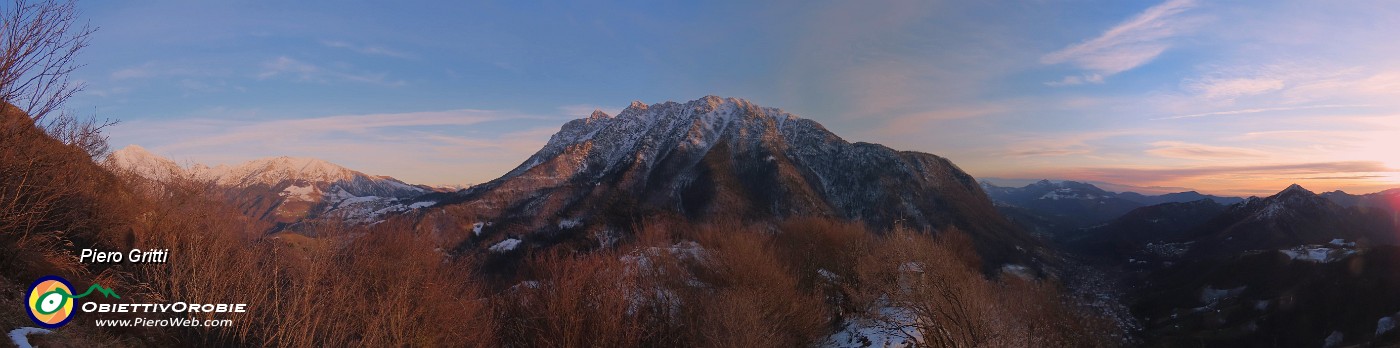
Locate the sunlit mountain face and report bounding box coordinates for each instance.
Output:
[9,0,1400,347]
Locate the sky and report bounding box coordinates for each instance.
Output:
[65,0,1400,196]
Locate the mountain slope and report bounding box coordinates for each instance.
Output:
[105,147,431,228]
[1066,199,1227,257]
[1185,184,1397,256]
[983,180,1245,238]
[982,180,1148,237]
[422,96,1040,265]
[1093,185,1400,346]
[1117,190,1245,206]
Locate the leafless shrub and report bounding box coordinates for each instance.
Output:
[41,108,117,160]
[1,0,94,121]
[496,250,644,348]
[850,226,1117,348]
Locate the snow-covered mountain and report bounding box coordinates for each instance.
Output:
[982,180,1154,237]
[106,145,186,182]
[1155,184,1395,257]
[105,146,432,228]
[419,96,1040,265]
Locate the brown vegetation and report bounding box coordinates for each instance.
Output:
[1,5,1113,341]
[3,116,1117,346]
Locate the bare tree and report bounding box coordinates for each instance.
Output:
[1,0,93,122]
[41,108,116,159]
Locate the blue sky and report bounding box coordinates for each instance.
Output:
[72,0,1400,195]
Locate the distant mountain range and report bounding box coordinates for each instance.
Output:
[413,96,1041,265]
[1070,184,1398,259]
[92,96,1400,346]
[1054,183,1400,345]
[106,145,434,229]
[980,179,1243,237]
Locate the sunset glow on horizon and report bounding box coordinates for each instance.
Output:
[68,1,1400,196]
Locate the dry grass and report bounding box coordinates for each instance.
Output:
[2,104,1114,346]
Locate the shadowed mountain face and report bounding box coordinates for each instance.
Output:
[425,96,1040,264]
[1066,199,1227,256]
[1065,184,1398,262]
[981,180,1243,238]
[1185,184,1398,256]
[1077,185,1400,346]
[1323,188,1400,219]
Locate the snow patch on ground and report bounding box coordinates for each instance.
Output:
[8,327,51,348]
[1000,264,1034,279]
[558,217,583,229]
[1279,245,1356,263]
[618,241,709,316]
[338,195,382,205]
[822,305,922,348]
[279,184,319,201]
[898,262,923,273]
[1324,330,1343,347]
[408,201,436,209]
[1377,311,1400,336]
[472,222,485,236]
[490,238,522,253]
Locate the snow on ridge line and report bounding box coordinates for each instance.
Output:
[109,146,428,196]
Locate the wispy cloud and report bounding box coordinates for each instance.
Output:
[871,104,1009,137]
[1145,141,1269,160]
[1045,74,1104,87]
[256,56,406,86]
[109,62,226,81]
[1042,0,1200,81]
[999,129,1162,158]
[1005,148,1092,157]
[321,40,413,59]
[1183,77,1285,100]
[1298,175,1389,180]
[1155,104,1370,120]
[1059,161,1396,184]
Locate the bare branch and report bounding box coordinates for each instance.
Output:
[1,0,94,121]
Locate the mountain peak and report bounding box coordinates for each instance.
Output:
[106,145,182,180]
[110,144,163,161]
[224,156,359,185]
[588,109,611,120]
[115,143,149,153]
[468,95,1037,264]
[1278,183,1314,196]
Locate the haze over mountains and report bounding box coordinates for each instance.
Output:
[46,95,1400,346]
[106,145,432,229]
[982,180,1244,237]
